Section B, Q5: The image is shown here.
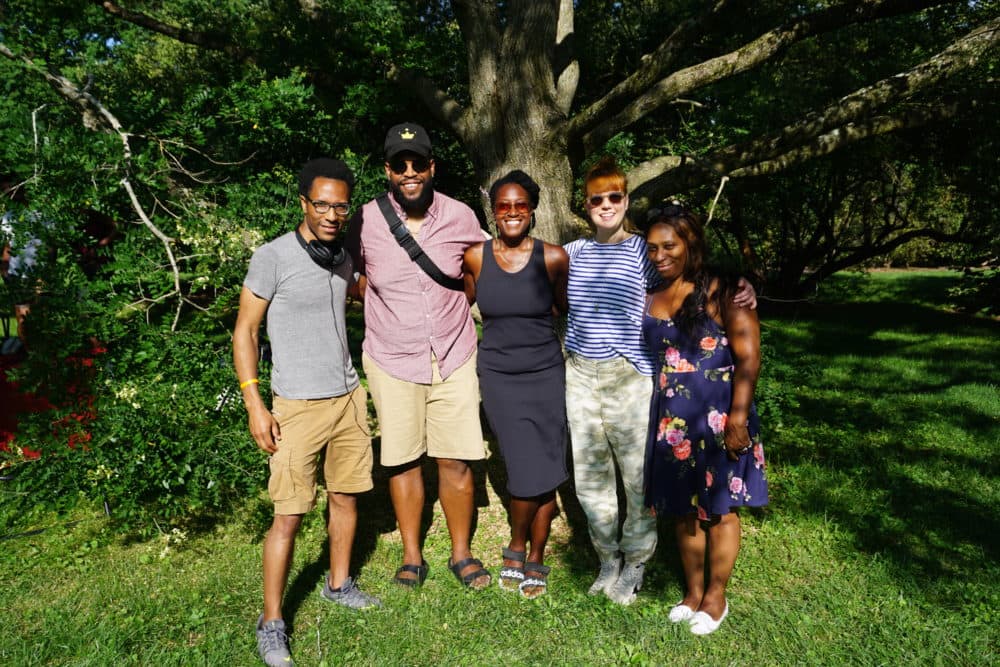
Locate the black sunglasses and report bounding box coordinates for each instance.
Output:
[646,202,688,222]
[388,157,431,174]
[587,192,625,207]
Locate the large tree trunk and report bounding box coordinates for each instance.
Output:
[456,0,586,244]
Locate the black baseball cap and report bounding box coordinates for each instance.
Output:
[384,123,432,160]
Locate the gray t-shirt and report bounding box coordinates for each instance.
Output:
[243,230,359,399]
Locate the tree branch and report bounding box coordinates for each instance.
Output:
[1,42,185,330]
[91,0,252,62]
[626,154,695,199]
[554,0,578,115]
[711,16,1000,172]
[625,15,998,208]
[807,224,967,287]
[120,178,184,330]
[385,64,467,139]
[578,0,960,152]
[568,0,729,142]
[730,104,961,179]
[630,100,963,209]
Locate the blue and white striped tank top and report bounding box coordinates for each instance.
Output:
[563,234,659,376]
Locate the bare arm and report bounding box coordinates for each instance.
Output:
[232,286,281,454]
[718,287,761,461]
[347,273,366,302]
[345,211,366,302]
[462,242,484,305]
[543,242,570,316]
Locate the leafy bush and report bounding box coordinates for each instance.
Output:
[947,267,999,318]
[754,325,801,434]
[0,199,271,534]
[3,330,265,533]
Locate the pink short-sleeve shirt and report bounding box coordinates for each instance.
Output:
[346,191,484,384]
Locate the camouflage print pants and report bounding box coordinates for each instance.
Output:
[566,353,657,565]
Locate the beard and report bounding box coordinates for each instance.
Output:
[389,176,435,215]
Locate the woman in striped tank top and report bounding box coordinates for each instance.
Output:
[563,158,755,604]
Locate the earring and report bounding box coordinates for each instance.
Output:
[529,213,536,233]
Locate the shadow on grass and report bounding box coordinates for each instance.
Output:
[816,270,963,306]
[280,430,503,626]
[761,292,1000,589]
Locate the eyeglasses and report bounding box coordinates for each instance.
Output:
[587,192,625,207]
[646,201,686,222]
[388,156,431,174]
[309,200,350,215]
[493,201,532,216]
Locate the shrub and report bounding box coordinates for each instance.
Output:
[947,267,999,318]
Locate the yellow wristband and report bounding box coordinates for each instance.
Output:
[239,378,259,390]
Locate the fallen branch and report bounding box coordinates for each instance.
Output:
[1,42,185,330]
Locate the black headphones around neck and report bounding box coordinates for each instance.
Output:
[295,227,346,271]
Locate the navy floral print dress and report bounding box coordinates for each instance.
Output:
[641,309,768,518]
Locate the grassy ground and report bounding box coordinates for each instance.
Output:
[1,269,997,666]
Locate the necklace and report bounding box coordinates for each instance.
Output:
[494,237,532,272]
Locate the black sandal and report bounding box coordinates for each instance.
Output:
[498,547,526,591]
[392,560,429,588]
[519,562,551,599]
[447,557,491,590]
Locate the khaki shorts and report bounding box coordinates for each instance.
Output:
[363,351,485,466]
[267,385,373,515]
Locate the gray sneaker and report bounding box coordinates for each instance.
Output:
[606,561,645,605]
[587,558,622,596]
[321,576,382,609]
[256,615,294,667]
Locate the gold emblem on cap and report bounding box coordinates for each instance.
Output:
[400,128,416,140]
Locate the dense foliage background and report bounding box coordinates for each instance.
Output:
[1,0,996,532]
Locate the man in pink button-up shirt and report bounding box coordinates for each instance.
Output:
[345,123,492,590]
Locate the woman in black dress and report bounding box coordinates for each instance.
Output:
[462,170,569,598]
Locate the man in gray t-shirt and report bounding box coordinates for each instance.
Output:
[233,158,378,667]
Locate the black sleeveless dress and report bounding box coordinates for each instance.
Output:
[477,239,568,497]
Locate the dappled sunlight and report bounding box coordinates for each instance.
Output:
[764,272,1000,593]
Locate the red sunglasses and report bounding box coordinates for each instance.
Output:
[494,201,531,215]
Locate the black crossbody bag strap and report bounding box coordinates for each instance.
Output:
[375,194,464,291]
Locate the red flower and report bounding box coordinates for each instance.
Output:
[674,439,692,461]
[675,359,696,372]
[700,337,717,351]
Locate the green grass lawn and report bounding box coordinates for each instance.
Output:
[2,269,997,666]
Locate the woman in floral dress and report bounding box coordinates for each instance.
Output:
[641,204,768,635]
